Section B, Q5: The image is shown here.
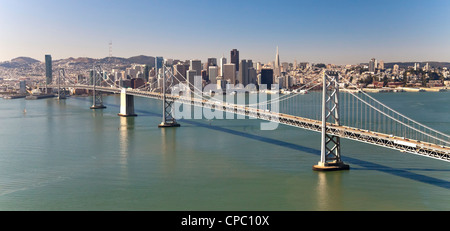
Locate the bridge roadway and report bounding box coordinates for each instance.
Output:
[53,84,450,162]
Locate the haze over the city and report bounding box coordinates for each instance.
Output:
[1,0,449,64]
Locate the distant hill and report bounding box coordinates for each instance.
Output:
[11,56,40,64]
[0,56,41,68]
[127,55,155,66]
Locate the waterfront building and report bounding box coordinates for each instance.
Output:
[19,80,26,94]
[45,55,52,86]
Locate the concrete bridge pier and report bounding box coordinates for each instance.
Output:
[118,88,137,117]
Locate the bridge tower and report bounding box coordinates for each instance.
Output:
[313,71,349,171]
[90,65,107,109]
[158,64,180,128]
[57,69,67,100]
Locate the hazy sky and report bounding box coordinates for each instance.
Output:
[1,0,449,64]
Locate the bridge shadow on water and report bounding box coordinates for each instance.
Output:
[74,98,450,190]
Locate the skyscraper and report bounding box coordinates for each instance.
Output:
[155,57,164,73]
[207,58,217,67]
[261,68,274,90]
[173,63,187,83]
[190,59,202,76]
[274,46,281,77]
[223,63,236,84]
[186,70,197,91]
[248,67,257,85]
[369,58,376,73]
[230,49,239,71]
[45,54,52,85]
[238,60,248,85]
[209,66,218,84]
[219,55,227,77]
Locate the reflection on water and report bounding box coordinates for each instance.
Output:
[316,172,346,210]
[119,116,135,166]
[161,128,177,176]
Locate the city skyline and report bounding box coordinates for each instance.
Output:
[1,0,450,64]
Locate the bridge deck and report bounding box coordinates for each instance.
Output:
[50,85,450,162]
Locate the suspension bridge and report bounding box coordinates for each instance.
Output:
[44,64,450,170]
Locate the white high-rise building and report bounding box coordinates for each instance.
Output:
[274,46,281,77]
[219,55,227,77]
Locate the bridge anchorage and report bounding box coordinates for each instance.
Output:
[90,65,107,110]
[158,64,180,128]
[313,71,350,171]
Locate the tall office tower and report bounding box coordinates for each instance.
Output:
[274,46,281,77]
[209,66,218,84]
[204,58,217,82]
[238,60,248,85]
[248,67,257,85]
[219,55,227,77]
[190,59,202,76]
[247,59,253,69]
[155,57,164,73]
[173,63,187,83]
[369,58,376,73]
[230,49,239,71]
[45,54,52,86]
[186,70,197,91]
[144,65,150,82]
[223,63,236,84]
[261,68,274,90]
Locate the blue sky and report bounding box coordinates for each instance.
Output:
[1,0,449,64]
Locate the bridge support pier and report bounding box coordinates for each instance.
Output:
[118,88,137,117]
[313,71,349,171]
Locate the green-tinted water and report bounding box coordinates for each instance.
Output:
[0,92,449,210]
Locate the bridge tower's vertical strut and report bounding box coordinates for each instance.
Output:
[313,71,349,171]
[90,65,106,109]
[158,64,180,128]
